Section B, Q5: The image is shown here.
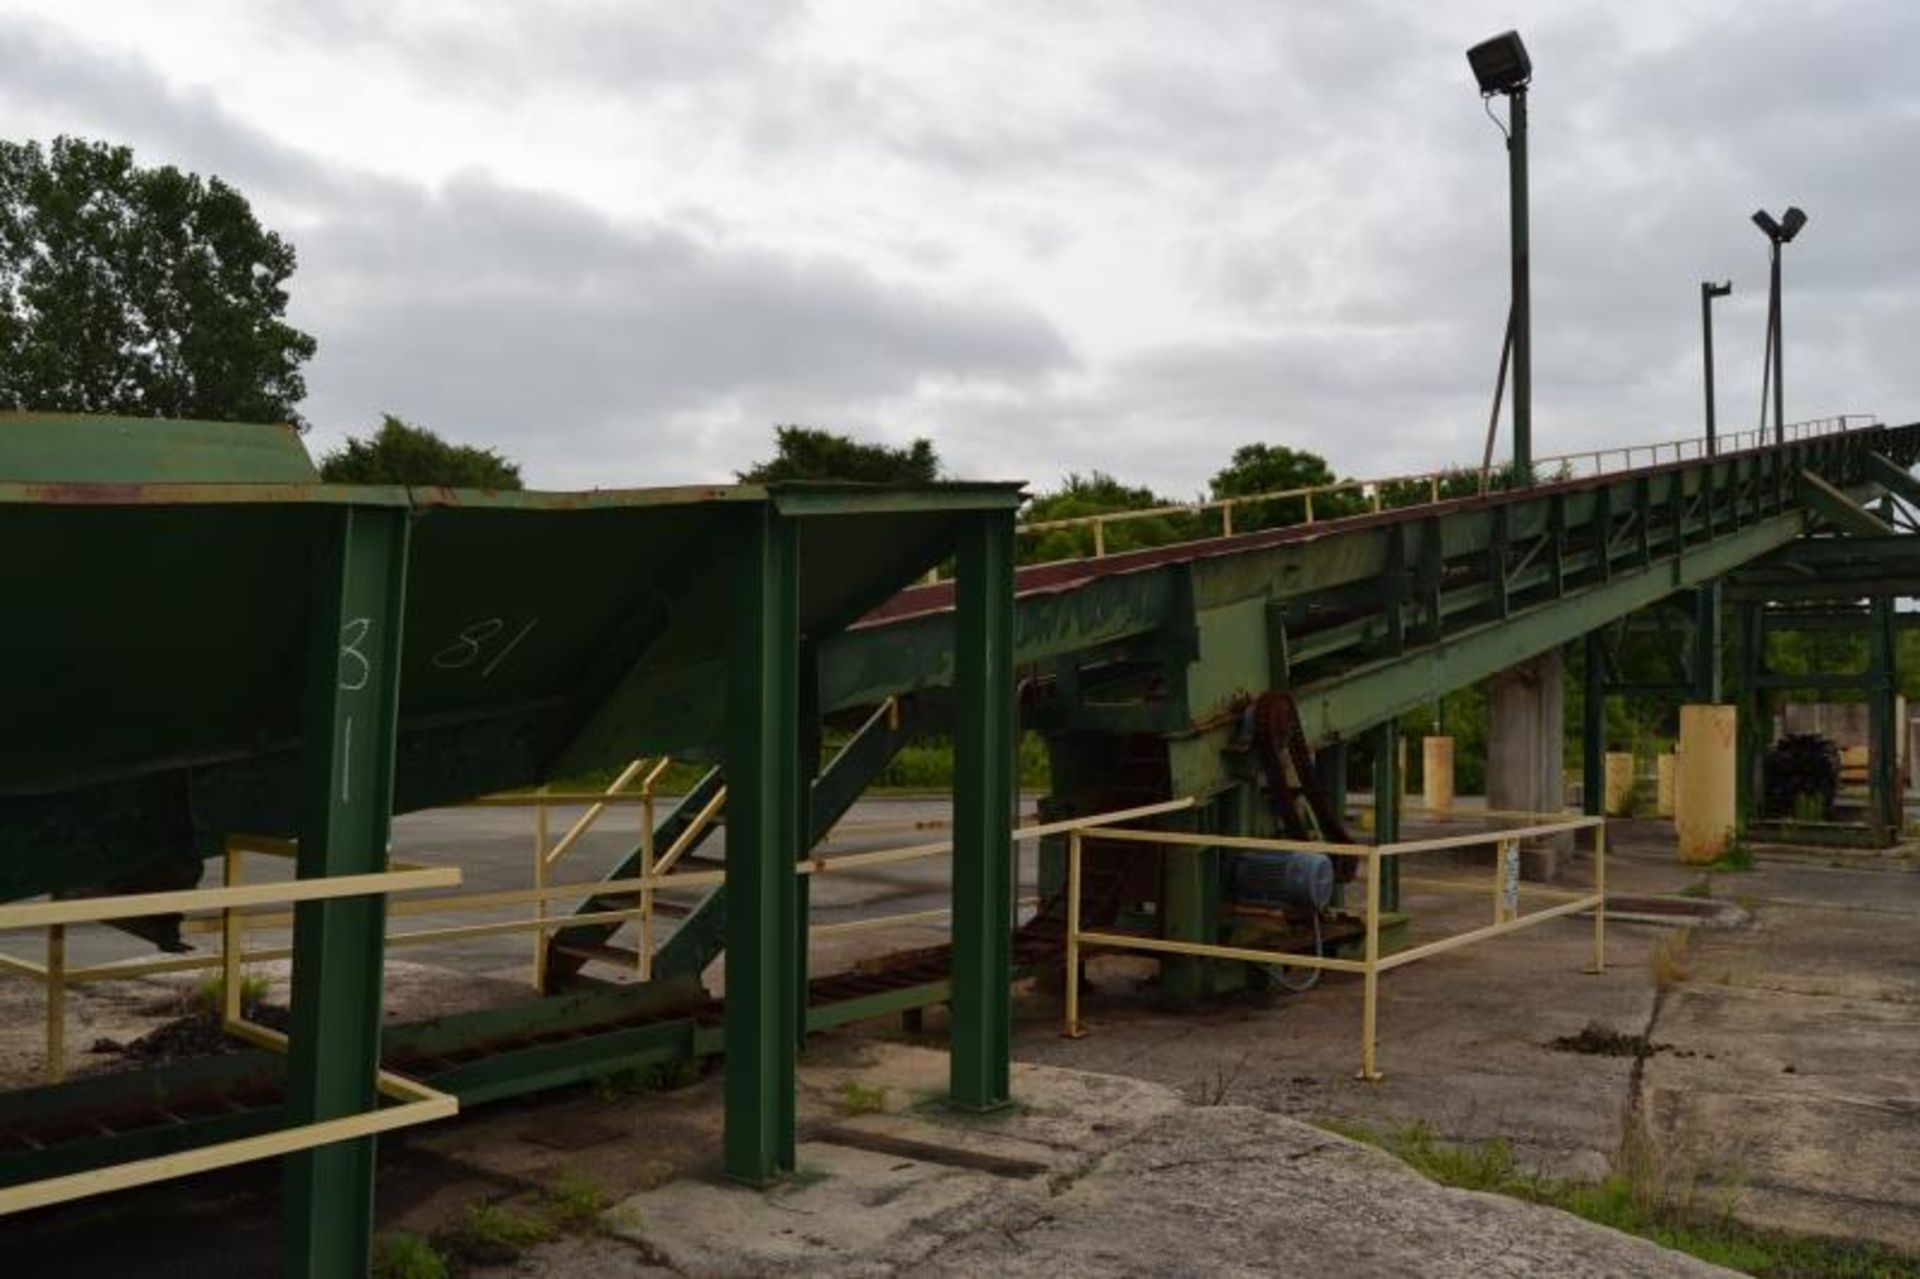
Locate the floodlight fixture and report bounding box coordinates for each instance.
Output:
[1751,206,1809,443]
[1701,280,1733,455]
[1467,29,1536,482]
[1467,30,1532,96]
[1752,206,1809,244]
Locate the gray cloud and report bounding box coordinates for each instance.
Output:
[0,3,1915,498]
[0,14,1077,486]
[253,0,801,100]
[296,172,1075,484]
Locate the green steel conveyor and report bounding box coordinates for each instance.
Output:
[0,412,1022,1272]
[546,416,1920,992]
[6,411,1920,1276]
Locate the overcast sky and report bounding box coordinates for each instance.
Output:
[2,1,1913,495]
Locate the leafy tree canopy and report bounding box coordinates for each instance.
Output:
[1024,470,1172,521]
[1208,443,1340,499]
[0,136,316,424]
[319,415,523,489]
[1020,471,1196,562]
[1209,442,1363,530]
[738,425,940,483]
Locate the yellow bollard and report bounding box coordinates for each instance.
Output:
[1677,705,1738,864]
[1604,752,1636,816]
[1655,753,1677,819]
[1422,736,1455,819]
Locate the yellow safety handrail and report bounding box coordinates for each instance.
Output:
[0,867,461,1214]
[1061,810,1605,1081]
[1007,413,1880,567]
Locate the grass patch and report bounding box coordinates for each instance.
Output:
[545,732,1052,800]
[434,1170,635,1268]
[1705,843,1756,873]
[443,1200,558,1266]
[1679,878,1712,899]
[841,1081,887,1116]
[590,1056,703,1099]
[1318,1118,1915,1277]
[872,732,1051,791]
[541,1169,613,1232]
[192,969,269,1015]
[372,1233,448,1279]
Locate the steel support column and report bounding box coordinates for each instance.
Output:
[722,507,800,1184]
[1507,84,1532,484]
[794,645,821,1054]
[951,509,1015,1110]
[1692,584,1722,703]
[283,504,409,1278]
[1869,597,1900,839]
[1371,719,1401,912]
[1582,630,1605,816]
[1734,602,1765,832]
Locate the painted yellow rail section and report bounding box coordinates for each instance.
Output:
[1062,812,1606,1080]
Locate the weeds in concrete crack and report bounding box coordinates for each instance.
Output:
[1650,931,1692,990]
[433,1167,641,1273]
[1313,1115,1909,1277]
[1186,1049,1251,1107]
[372,1232,449,1279]
[841,1081,888,1116]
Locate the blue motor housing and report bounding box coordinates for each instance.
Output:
[1231,850,1334,912]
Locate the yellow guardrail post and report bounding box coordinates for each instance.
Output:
[1064,829,1084,1038]
[1588,821,1607,975]
[45,923,65,1084]
[532,782,551,990]
[1358,845,1382,1082]
[639,770,657,980]
[223,837,245,1026]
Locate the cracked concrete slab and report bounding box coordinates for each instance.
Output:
[526,1044,1729,1278]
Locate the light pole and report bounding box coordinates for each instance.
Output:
[1696,278,1732,703]
[1468,30,1533,484]
[1701,280,1731,455]
[1752,206,1807,445]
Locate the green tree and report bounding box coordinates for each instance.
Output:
[1020,471,1196,563]
[1209,443,1361,529]
[319,415,523,489]
[738,425,939,483]
[1377,467,1487,510]
[0,136,315,424]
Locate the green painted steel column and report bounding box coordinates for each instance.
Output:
[1734,603,1764,833]
[1869,597,1900,839]
[1158,803,1215,1006]
[283,504,409,1278]
[951,508,1015,1110]
[723,505,800,1184]
[1316,743,1348,822]
[1371,720,1401,912]
[794,646,821,1053]
[1582,631,1605,816]
[1692,584,1722,704]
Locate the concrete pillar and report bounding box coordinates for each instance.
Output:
[1677,704,1737,864]
[1655,753,1678,819]
[1487,650,1569,873]
[1604,752,1636,816]
[1422,736,1455,818]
